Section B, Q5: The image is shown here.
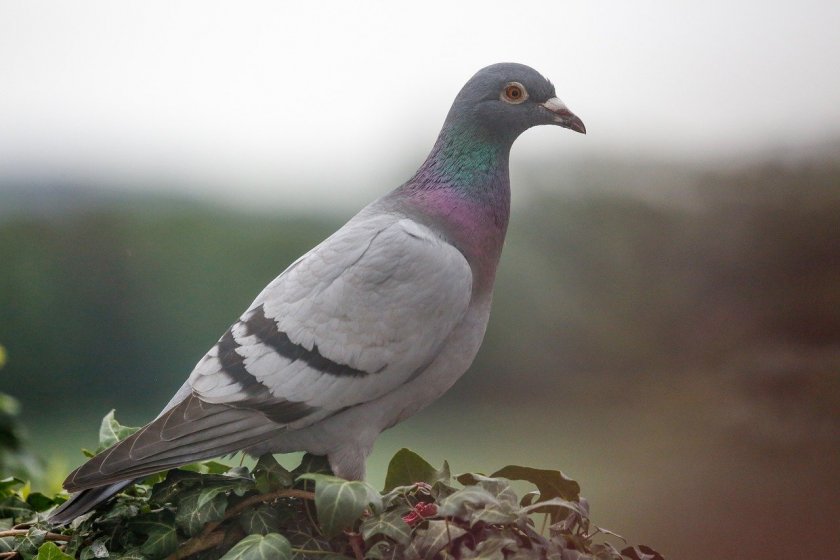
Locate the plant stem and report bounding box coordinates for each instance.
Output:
[0,530,71,542]
[166,529,225,560]
[348,532,364,560]
[224,488,315,521]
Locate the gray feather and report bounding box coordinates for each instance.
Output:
[49,482,130,525]
[64,395,286,491]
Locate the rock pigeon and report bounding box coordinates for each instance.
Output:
[49,62,585,524]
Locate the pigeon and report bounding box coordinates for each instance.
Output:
[49,62,585,524]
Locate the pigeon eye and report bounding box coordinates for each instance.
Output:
[501,83,528,104]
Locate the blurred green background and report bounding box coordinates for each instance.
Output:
[2,150,839,558]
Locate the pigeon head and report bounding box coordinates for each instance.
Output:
[444,62,586,141]
[408,63,585,194]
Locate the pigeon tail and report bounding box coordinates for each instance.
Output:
[49,482,130,525]
[63,394,282,492]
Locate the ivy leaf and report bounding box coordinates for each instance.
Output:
[473,535,518,559]
[490,465,580,502]
[471,505,520,527]
[379,485,414,511]
[0,476,25,496]
[225,466,252,482]
[97,410,140,452]
[438,486,500,519]
[406,520,466,559]
[218,533,292,560]
[148,468,252,508]
[253,454,293,494]
[282,526,333,556]
[383,449,448,491]
[148,469,204,505]
[523,497,588,518]
[455,473,518,508]
[0,537,16,553]
[526,496,591,529]
[94,501,140,524]
[26,492,56,512]
[79,539,109,560]
[140,525,177,558]
[16,527,47,560]
[174,488,228,536]
[133,518,179,558]
[35,541,74,560]
[360,510,412,546]
[444,479,520,526]
[519,490,539,507]
[291,454,332,477]
[297,474,382,537]
[0,495,34,519]
[238,504,281,536]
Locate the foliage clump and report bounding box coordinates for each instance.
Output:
[0,349,42,483]
[0,413,663,560]
[0,393,38,482]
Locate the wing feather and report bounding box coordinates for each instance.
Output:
[190,212,473,415]
[64,395,281,490]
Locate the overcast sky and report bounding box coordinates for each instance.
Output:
[1,0,838,210]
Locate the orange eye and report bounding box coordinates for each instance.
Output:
[501,82,528,104]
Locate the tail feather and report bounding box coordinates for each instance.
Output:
[48,482,131,525]
[64,394,283,492]
[76,427,277,486]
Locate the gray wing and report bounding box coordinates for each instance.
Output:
[63,212,473,491]
[192,213,474,411]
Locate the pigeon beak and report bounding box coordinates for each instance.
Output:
[541,98,586,134]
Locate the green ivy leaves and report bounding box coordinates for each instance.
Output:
[0,412,664,560]
[35,541,75,560]
[359,510,411,546]
[382,448,450,491]
[174,489,228,536]
[238,504,282,536]
[490,464,581,502]
[0,495,33,519]
[0,391,41,484]
[296,474,381,537]
[96,411,140,453]
[133,518,179,557]
[252,455,292,494]
[218,533,292,560]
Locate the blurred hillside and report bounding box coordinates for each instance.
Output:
[2,153,838,419]
[1,151,839,559]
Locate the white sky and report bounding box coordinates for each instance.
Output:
[1,0,839,211]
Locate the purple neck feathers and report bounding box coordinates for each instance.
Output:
[389,121,514,290]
